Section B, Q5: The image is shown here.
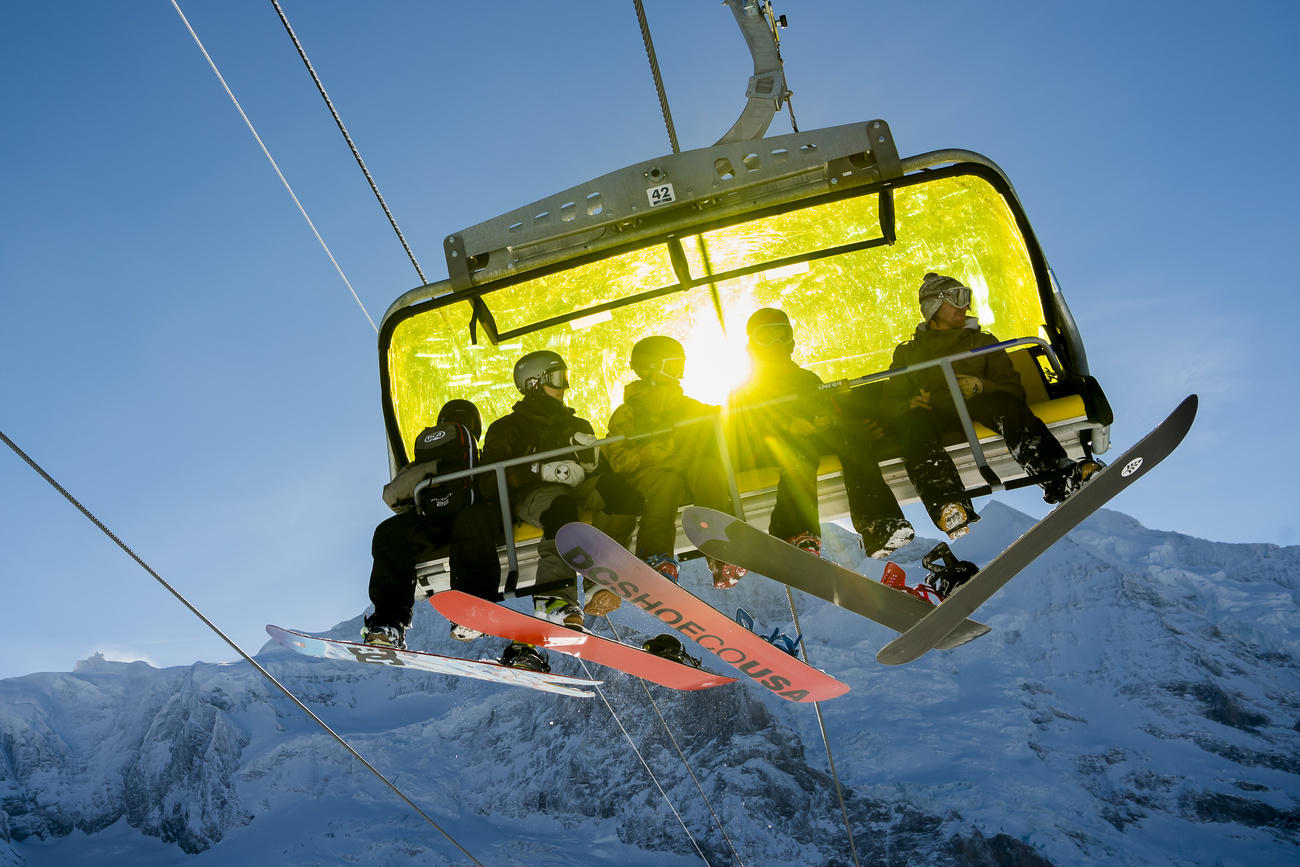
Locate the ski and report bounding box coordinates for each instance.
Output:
[555,522,850,703]
[876,394,1198,665]
[682,508,990,650]
[265,625,600,698]
[428,591,737,691]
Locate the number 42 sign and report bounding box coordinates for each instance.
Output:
[646,182,676,208]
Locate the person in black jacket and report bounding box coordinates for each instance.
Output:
[479,350,644,671]
[362,399,501,651]
[729,308,912,564]
[883,272,1102,539]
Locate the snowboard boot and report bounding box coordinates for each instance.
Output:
[708,556,748,589]
[937,503,979,540]
[642,634,701,668]
[858,517,916,559]
[643,553,680,583]
[583,588,622,617]
[449,621,483,642]
[500,642,551,673]
[919,542,979,600]
[361,622,406,651]
[786,531,822,558]
[1041,458,1107,504]
[535,596,586,631]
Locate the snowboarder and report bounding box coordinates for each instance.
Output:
[362,399,500,651]
[479,350,645,672]
[881,272,1103,539]
[728,308,914,564]
[603,335,748,589]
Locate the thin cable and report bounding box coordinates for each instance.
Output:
[574,657,710,864]
[268,0,428,285]
[632,0,680,154]
[169,0,378,332]
[603,618,745,866]
[0,427,480,864]
[783,589,860,866]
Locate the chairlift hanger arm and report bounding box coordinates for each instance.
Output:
[716,0,790,144]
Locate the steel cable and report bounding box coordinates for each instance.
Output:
[0,426,480,864]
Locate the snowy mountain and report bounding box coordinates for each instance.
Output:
[1,503,1296,865]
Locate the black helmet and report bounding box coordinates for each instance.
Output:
[513,350,569,394]
[436,398,482,441]
[630,335,686,382]
[746,307,794,352]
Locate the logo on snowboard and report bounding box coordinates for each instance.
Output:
[1121,456,1144,477]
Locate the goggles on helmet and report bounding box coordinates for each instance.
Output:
[656,355,686,380]
[750,321,794,347]
[537,365,569,390]
[935,286,971,308]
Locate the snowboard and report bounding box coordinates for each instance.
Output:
[682,508,990,650]
[428,591,738,691]
[264,625,601,698]
[555,522,851,703]
[876,394,1198,665]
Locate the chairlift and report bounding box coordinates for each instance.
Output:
[379,1,1112,599]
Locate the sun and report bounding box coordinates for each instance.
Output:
[679,323,752,406]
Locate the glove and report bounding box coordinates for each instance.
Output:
[571,432,600,470]
[538,460,586,486]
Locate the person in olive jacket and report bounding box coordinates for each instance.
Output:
[882,272,1100,539]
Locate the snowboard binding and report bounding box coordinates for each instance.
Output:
[920,543,979,600]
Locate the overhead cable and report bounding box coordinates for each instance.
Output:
[0,426,481,863]
[269,0,429,285]
[632,0,680,154]
[603,617,745,865]
[170,0,378,332]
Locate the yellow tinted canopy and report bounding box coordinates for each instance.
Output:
[384,170,1047,465]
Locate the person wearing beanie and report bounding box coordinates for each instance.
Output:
[728,308,914,562]
[881,272,1102,540]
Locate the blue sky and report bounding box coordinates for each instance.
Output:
[1,1,1296,681]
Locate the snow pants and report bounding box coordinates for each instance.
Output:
[368,502,502,629]
[514,477,636,605]
[895,390,1068,527]
[602,456,737,559]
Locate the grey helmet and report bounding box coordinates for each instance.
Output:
[513,350,569,394]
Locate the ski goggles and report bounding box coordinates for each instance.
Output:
[749,321,794,347]
[934,285,972,308]
[537,365,569,389]
[656,355,686,380]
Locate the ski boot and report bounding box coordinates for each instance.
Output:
[919,542,979,601]
[787,531,822,557]
[361,622,406,651]
[535,596,585,631]
[642,634,701,668]
[583,589,622,617]
[500,642,550,673]
[858,517,916,559]
[644,553,679,583]
[937,503,979,540]
[708,556,748,589]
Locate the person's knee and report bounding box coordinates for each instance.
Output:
[538,495,580,537]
